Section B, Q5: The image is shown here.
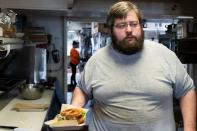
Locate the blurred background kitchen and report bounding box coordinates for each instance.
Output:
[0,0,197,130]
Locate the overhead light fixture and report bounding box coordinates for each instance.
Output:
[176,16,194,19]
[67,0,74,10]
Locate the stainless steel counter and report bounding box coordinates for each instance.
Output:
[0,89,53,131]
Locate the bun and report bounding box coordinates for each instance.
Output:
[60,108,85,124]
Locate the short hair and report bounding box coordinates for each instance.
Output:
[72,41,79,46]
[106,1,142,29]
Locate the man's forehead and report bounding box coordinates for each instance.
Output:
[114,12,139,23]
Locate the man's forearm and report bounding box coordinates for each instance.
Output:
[71,87,87,107]
[180,89,196,131]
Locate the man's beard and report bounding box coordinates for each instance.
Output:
[111,30,144,55]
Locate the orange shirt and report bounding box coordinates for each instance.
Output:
[70,48,80,65]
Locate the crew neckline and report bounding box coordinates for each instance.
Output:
[108,43,143,60]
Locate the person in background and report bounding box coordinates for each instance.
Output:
[70,40,80,88]
[70,1,196,131]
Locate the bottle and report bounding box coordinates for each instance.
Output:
[3,23,15,38]
[0,26,3,37]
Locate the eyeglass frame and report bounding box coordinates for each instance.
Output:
[113,21,141,30]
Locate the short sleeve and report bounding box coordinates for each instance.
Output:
[173,57,195,99]
[77,59,96,100]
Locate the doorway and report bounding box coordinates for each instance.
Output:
[66,21,92,93]
[65,20,111,104]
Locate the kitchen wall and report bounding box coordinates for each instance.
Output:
[24,14,66,93]
[1,0,197,94]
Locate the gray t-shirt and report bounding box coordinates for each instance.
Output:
[78,40,194,131]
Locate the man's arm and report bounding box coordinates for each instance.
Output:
[71,87,88,107]
[180,89,196,131]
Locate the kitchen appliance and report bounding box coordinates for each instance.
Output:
[1,45,47,84]
[176,38,197,63]
[0,40,47,96]
[0,77,25,97]
[0,42,25,96]
[159,32,176,52]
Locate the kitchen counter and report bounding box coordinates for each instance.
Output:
[0,89,54,131]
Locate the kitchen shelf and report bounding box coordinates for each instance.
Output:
[0,37,24,50]
[0,37,24,44]
[0,43,23,50]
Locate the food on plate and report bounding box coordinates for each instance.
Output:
[50,119,78,127]
[44,104,88,128]
[60,108,86,124]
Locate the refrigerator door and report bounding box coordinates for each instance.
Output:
[34,48,47,83]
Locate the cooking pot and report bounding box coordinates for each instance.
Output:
[18,84,44,100]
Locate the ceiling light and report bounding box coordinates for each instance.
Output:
[176,16,194,19]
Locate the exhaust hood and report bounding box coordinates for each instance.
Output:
[0,0,74,11]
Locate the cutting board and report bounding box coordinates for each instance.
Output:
[50,120,84,131]
[12,103,48,112]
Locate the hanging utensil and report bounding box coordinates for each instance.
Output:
[52,43,60,63]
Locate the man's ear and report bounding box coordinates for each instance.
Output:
[107,28,112,35]
[103,23,111,35]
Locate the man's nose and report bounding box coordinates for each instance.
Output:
[125,24,132,32]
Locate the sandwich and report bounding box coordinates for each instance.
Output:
[60,108,86,124]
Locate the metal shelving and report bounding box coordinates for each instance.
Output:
[0,37,24,50]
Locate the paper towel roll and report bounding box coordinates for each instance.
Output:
[0,44,10,59]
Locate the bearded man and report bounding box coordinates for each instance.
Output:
[70,1,196,131]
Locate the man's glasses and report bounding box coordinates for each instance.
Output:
[114,21,140,30]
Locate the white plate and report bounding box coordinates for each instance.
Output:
[51,125,84,131]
